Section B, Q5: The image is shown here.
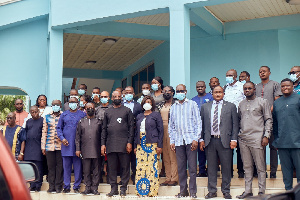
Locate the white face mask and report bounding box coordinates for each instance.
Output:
[142,90,151,96]
[143,103,152,111]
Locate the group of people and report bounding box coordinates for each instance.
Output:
[1,65,300,199]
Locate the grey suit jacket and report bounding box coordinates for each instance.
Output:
[200,100,239,148]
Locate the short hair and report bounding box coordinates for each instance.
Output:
[93,87,100,91]
[260,66,270,72]
[244,81,255,87]
[196,80,205,85]
[80,84,87,89]
[35,94,48,107]
[81,95,92,103]
[241,71,250,77]
[153,76,164,89]
[141,96,156,112]
[281,78,293,84]
[164,85,175,96]
[210,77,219,81]
[212,86,224,93]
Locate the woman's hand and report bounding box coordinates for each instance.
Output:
[156,147,162,155]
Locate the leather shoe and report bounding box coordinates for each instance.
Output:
[223,193,232,199]
[120,190,126,197]
[106,191,119,197]
[73,189,80,193]
[190,193,197,198]
[47,188,56,193]
[205,192,217,199]
[63,188,70,193]
[197,172,208,177]
[81,189,91,195]
[258,192,264,195]
[168,181,178,186]
[92,190,100,195]
[238,173,244,178]
[270,173,276,179]
[175,191,189,198]
[160,181,170,186]
[236,192,253,199]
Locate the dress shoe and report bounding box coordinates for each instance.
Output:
[168,181,178,186]
[81,189,91,195]
[190,193,197,198]
[120,190,126,197]
[238,172,245,178]
[258,192,265,195]
[35,187,41,192]
[160,181,170,186]
[266,172,268,178]
[63,188,70,193]
[270,173,276,179]
[223,193,232,199]
[118,181,123,185]
[205,192,217,199]
[197,172,208,177]
[253,173,258,178]
[106,190,119,197]
[56,189,62,193]
[29,187,36,191]
[92,190,100,195]
[159,172,166,177]
[73,189,80,193]
[236,192,253,199]
[47,188,56,193]
[175,191,189,198]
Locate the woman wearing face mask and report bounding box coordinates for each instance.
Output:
[79,95,92,113]
[151,76,164,110]
[157,86,178,186]
[137,83,151,104]
[134,96,163,197]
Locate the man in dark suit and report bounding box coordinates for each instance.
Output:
[200,86,239,199]
[123,86,142,184]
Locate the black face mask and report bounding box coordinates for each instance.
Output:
[163,93,172,100]
[113,99,122,105]
[86,108,95,117]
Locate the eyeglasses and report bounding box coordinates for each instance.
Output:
[6,117,13,119]
[288,71,300,75]
[176,90,186,93]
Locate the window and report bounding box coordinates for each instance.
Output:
[132,62,155,94]
[121,78,127,89]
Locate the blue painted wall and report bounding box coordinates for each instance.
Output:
[0,19,48,103]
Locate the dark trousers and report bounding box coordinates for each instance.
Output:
[28,160,43,188]
[269,134,278,174]
[176,144,197,194]
[237,143,244,174]
[45,150,63,190]
[83,158,100,191]
[107,152,130,192]
[206,138,232,194]
[62,156,82,189]
[278,148,300,190]
[130,151,136,180]
[198,142,206,174]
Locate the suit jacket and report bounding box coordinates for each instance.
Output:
[200,100,239,148]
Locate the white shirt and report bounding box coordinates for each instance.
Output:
[224,81,245,109]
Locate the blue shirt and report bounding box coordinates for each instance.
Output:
[124,101,134,112]
[169,99,202,146]
[294,82,300,95]
[191,93,213,111]
[3,125,26,158]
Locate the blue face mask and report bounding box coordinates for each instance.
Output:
[176,93,186,101]
[78,89,85,96]
[101,98,109,104]
[69,103,78,111]
[79,101,85,108]
[290,74,298,82]
[92,94,99,100]
[52,105,60,112]
[226,77,234,84]
[151,84,159,91]
[240,80,246,84]
[125,94,133,101]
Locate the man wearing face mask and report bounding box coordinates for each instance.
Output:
[169,84,201,199]
[239,71,251,85]
[191,81,213,178]
[123,86,142,184]
[137,83,151,104]
[57,97,86,193]
[64,89,80,111]
[78,84,87,96]
[224,69,245,178]
[101,91,134,197]
[76,103,102,195]
[92,87,101,108]
[289,66,300,94]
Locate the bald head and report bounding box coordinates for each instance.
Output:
[226,69,237,77]
[176,84,187,91]
[100,91,109,97]
[6,112,16,127]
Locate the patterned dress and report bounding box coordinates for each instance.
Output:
[135,118,159,197]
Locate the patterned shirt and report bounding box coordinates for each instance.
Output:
[41,111,62,151]
[294,82,300,95]
[169,99,202,146]
[224,81,245,109]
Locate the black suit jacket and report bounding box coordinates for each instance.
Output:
[200,100,239,148]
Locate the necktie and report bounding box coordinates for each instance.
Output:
[212,103,219,133]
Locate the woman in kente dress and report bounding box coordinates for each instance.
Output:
[134,96,164,197]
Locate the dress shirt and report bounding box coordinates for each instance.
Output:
[124,101,134,113]
[210,100,223,136]
[168,99,202,146]
[224,81,245,109]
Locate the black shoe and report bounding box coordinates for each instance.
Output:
[73,189,80,193]
[81,189,91,195]
[176,191,189,198]
[270,173,276,179]
[106,191,119,197]
[253,173,258,178]
[29,187,36,191]
[56,189,62,193]
[197,172,208,177]
[118,181,122,185]
[258,192,265,195]
[266,172,268,178]
[63,188,70,193]
[35,187,41,192]
[205,192,217,199]
[223,193,232,199]
[99,178,104,183]
[236,192,253,199]
[120,190,126,197]
[160,181,169,186]
[92,190,100,195]
[190,193,197,198]
[168,181,178,186]
[159,172,166,177]
[238,172,245,178]
[47,188,56,193]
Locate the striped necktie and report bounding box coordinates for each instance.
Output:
[212,103,219,133]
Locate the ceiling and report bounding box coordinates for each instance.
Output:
[63,33,164,71]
